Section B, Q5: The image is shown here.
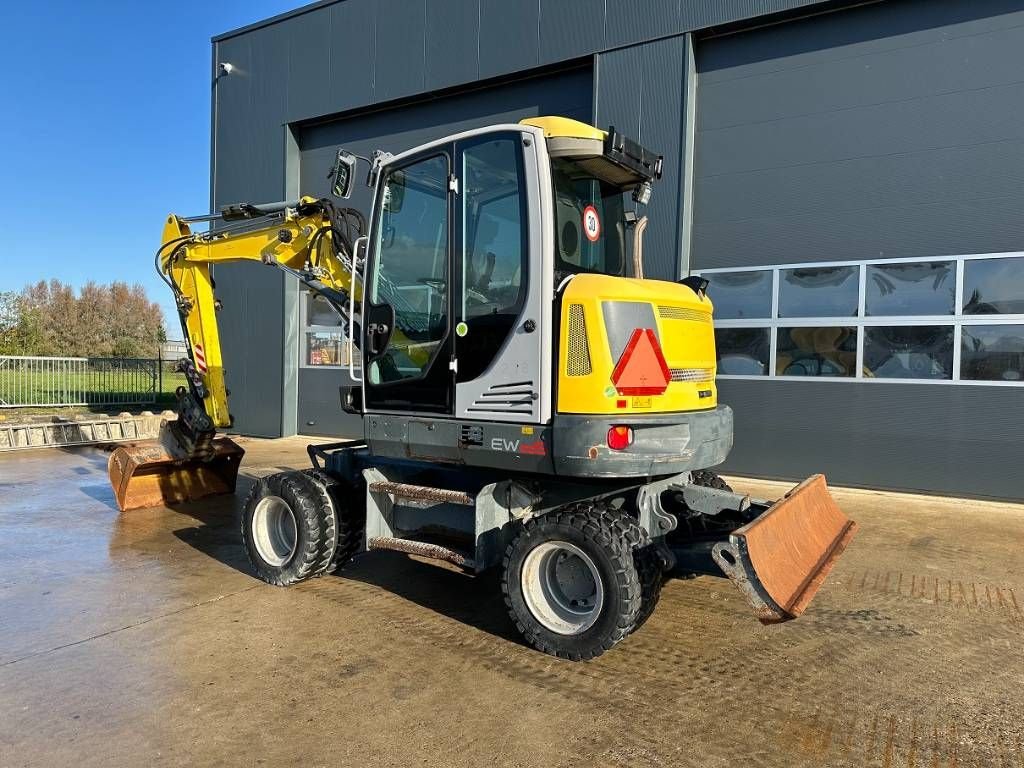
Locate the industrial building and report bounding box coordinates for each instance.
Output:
[211,0,1024,499]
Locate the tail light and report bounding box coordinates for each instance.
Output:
[606,425,634,451]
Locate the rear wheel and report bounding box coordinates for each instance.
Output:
[502,503,641,660]
[242,471,336,586]
[691,469,733,493]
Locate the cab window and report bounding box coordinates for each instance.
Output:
[551,158,628,280]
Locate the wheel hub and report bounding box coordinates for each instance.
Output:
[521,541,604,635]
[251,495,298,567]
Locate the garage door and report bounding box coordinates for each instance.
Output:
[296,66,592,437]
[692,0,1024,269]
[689,0,1024,499]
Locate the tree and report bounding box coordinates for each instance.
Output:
[0,291,44,355]
[3,280,165,358]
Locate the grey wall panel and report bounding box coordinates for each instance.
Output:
[285,6,333,122]
[478,0,540,79]
[680,0,824,31]
[373,0,427,102]
[596,40,686,280]
[212,30,291,437]
[326,0,375,115]
[297,369,364,438]
[540,0,606,63]
[594,46,642,138]
[693,0,1024,270]
[717,380,1024,500]
[424,0,480,91]
[605,0,681,48]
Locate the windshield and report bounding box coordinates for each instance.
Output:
[551,158,629,281]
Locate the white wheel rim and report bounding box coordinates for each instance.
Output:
[252,495,298,567]
[521,541,605,635]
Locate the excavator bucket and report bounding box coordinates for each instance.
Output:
[108,437,245,512]
[711,475,857,623]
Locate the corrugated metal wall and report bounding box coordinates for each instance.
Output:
[212,0,1024,498]
[693,0,1024,267]
[693,0,1024,499]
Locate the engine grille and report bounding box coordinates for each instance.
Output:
[566,303,592,376]
[658,306,709,323]
[670,367,714,383]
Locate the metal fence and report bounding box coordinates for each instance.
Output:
[0,356,160,408]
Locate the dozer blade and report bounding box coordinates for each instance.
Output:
[711,474,856,623]
[108,438,245,512]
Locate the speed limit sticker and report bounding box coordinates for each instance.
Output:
[582,205,601,242]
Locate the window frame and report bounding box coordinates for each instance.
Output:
[299,291,359,371]
[695,251,1024,387]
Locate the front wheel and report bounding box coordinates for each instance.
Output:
[241,471,336,586]
[501,504,642,660]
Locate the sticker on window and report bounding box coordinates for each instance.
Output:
[582,205,601,242]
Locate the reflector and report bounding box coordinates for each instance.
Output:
[611,328,670,395]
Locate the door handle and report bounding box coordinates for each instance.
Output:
[367,322,389,355]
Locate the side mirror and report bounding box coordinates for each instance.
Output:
[330,150,357,199]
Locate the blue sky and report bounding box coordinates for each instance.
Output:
[0,0,302,335]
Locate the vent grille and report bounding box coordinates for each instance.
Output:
[658,306,708,323]
[670,368,714,383]
[468,381,536,415]
[566,304,592,376]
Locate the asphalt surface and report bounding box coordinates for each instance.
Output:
[1,437,1022,767]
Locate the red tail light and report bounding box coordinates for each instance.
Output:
[606,425,634,451]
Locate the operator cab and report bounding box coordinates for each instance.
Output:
[348,118,680,456]
[519,117,663,284]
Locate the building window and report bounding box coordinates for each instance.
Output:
[705,270,772,319]
[961,324,1024,382]
[776,327,856,377]
[963,257,1024,315]
[865,261,954,316]
[863,326,953,380]
[301,292,357,369]
[714,328,770,375]
[696,253,1024,386]
[779,266,858,318]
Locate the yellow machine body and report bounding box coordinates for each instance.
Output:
[557,274,717,415]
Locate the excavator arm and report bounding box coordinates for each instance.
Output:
[109,197,365,511]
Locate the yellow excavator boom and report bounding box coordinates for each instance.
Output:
[109,197,364,511]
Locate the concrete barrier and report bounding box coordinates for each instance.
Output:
[0,411,177,451]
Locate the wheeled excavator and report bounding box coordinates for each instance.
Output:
[108,117,857,659]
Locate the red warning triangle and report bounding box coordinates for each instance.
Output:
[611,328,670,395]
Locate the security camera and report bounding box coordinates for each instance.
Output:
[218,62,234,75]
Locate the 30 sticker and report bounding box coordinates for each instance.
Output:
[582,205,601,242]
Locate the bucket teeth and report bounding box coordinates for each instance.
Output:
[107,437,245,512]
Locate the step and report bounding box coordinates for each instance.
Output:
[367,536,475,569]
[368,480,474,506]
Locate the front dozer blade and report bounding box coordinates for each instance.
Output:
[108,438,245,512]
[711,474,856,623]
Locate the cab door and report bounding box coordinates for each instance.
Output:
[362,150,454,413]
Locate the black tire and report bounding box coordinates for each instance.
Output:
[304,469,365,571]
[691,469,733,493]
[501,503,642,660]
[632,537,665,632]
[241,471,336,586]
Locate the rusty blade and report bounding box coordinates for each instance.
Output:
[712,474,857,623]
[108,437,245,512]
